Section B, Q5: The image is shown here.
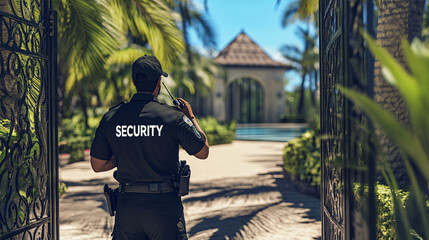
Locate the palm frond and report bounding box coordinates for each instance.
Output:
[110,0,185,70]
[282,1,300,26]
[281,0,318,26]
[107,45,152,67]
[188,8,217,50]
[281,44,303,57]
[56,0,121,92]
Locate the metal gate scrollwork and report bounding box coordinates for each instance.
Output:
[0,0,58,239]
[320,0,346,236]
[320,0,376,238]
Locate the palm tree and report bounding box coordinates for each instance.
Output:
[55,0,187,128]
[54,0,121,127]
[281,27,319,115]
[372,2,427,235]
[171,0,218,102]
[170,50,219,115]
[100,0,218,108]
[370,0,426,192]
[277,0,319,118]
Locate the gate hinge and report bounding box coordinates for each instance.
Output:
[49,10,56,37]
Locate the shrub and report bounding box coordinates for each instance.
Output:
[279,114,306,123]
[59,115,98,140]
[59,114,99,163]
[283,130,321,187]
[353,183,429,239]
[198,117,235,145]
[58,136,92,163]
[375,184,409,239]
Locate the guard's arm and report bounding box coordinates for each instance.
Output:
[176,98,210,159]
[90,115,115,172]
[91,156,116,172]
[190,118,209,159]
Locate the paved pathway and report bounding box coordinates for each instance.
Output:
[59,141,321,239]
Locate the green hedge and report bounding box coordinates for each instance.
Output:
[283,130,321,187]
[279,114,306,123]
[58,136,92,163]
[354,183,429,239]
[198,117,235,145]
[59,115,98,163]
[283,131,428,239]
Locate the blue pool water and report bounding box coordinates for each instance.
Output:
[235,127,308,142]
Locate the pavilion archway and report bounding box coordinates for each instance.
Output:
[226,77,264,123]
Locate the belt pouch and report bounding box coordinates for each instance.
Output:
[178,171,190,196]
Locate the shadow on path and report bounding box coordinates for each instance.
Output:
[184,169,321,239]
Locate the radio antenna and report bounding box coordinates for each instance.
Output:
[162,82,184,109]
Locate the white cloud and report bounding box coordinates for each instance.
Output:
[265,47,290,64]
[194,45,219,58]
[192,0,205,12]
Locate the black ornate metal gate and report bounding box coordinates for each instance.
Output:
[320,0,376,239]
[0,0,58,239]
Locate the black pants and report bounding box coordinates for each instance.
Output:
[113,192,187,240]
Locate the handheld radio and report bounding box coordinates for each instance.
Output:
[162,82,184,109]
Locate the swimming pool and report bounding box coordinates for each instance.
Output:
[235,126,308,142]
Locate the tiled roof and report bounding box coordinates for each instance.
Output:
[214,31,291,69]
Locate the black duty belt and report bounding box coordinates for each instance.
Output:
[120,181,177,194]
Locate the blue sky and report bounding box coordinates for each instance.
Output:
[188,0,311,91]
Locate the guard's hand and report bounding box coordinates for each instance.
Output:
[176,98,195,119]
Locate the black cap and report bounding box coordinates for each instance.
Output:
[132,55,168,82]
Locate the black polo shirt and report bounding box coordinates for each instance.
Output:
[90,93,206,183]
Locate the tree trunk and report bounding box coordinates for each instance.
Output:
[374,0,425,188]
[297,72,307,115]
[57,74,65,122]
[78,90,89,129]
[310,70,317,106]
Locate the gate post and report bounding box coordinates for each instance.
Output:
[47,7,59,240]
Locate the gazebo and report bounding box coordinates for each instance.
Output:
[211,31,291,123]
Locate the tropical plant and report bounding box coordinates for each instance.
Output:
[55,0,120,92]
[277,0,319,118]
[108,0,185,70]
[54,0,122,127]
[98,0,218,106]
[56,0,194,127]
[172,50,219,98]
[283,130,321,187]
[169,0,218,100]
[372,0,426,191]
[277,0,319,25]
[338,33,429,239]
[280,27,319,115]
[198,117,235,145]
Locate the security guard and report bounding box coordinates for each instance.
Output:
[90,55,209,240]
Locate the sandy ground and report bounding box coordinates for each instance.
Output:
[59,141,321,240]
